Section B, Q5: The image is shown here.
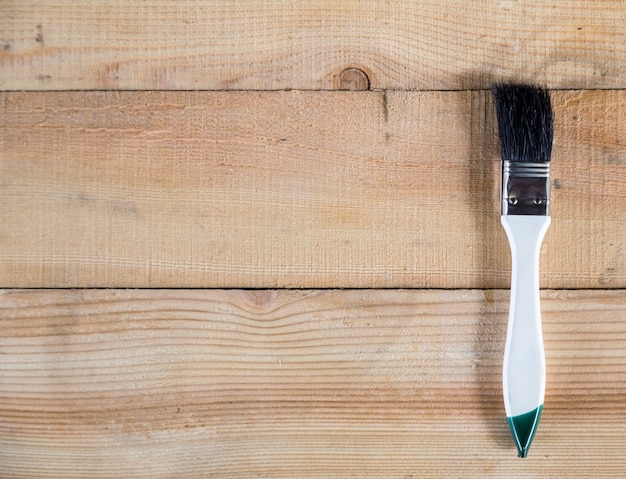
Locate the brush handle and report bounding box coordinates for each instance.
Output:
[500,215,550,418]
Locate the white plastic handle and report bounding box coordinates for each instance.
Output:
[500,215,550,417]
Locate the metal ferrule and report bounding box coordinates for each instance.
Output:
[501,161,551,216]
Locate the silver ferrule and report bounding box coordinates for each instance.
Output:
[501,161,551,216]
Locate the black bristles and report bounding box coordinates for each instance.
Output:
[492,83,553,163]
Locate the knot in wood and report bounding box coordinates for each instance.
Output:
[338,68,370,91]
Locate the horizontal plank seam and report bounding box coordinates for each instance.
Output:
[0,287,623,292]
[3,88,626,94]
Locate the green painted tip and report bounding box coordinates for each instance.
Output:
[507,405,542,458]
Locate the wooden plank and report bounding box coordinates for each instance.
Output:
[2,90,625,288]
[1,288,625,478]
[1,1,625,91]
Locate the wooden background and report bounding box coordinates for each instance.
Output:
[1,1,625,477]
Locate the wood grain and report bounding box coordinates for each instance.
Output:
[1,90,624,288]
[1,1,625,91]
[1,288,625,478]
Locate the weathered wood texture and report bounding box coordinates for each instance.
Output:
[1,289,624,478]
[1,90,624,288]
[1,1,625,91]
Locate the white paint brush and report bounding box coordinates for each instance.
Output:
[492,83,554,458]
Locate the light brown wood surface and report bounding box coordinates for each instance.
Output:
[1,90,624,288]
[1,289,625,478]
[1,1,625,91]
[2,2,625,476]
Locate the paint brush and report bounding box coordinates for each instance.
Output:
[492,83,554,458]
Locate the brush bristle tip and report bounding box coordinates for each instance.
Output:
[492,83,554,163]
